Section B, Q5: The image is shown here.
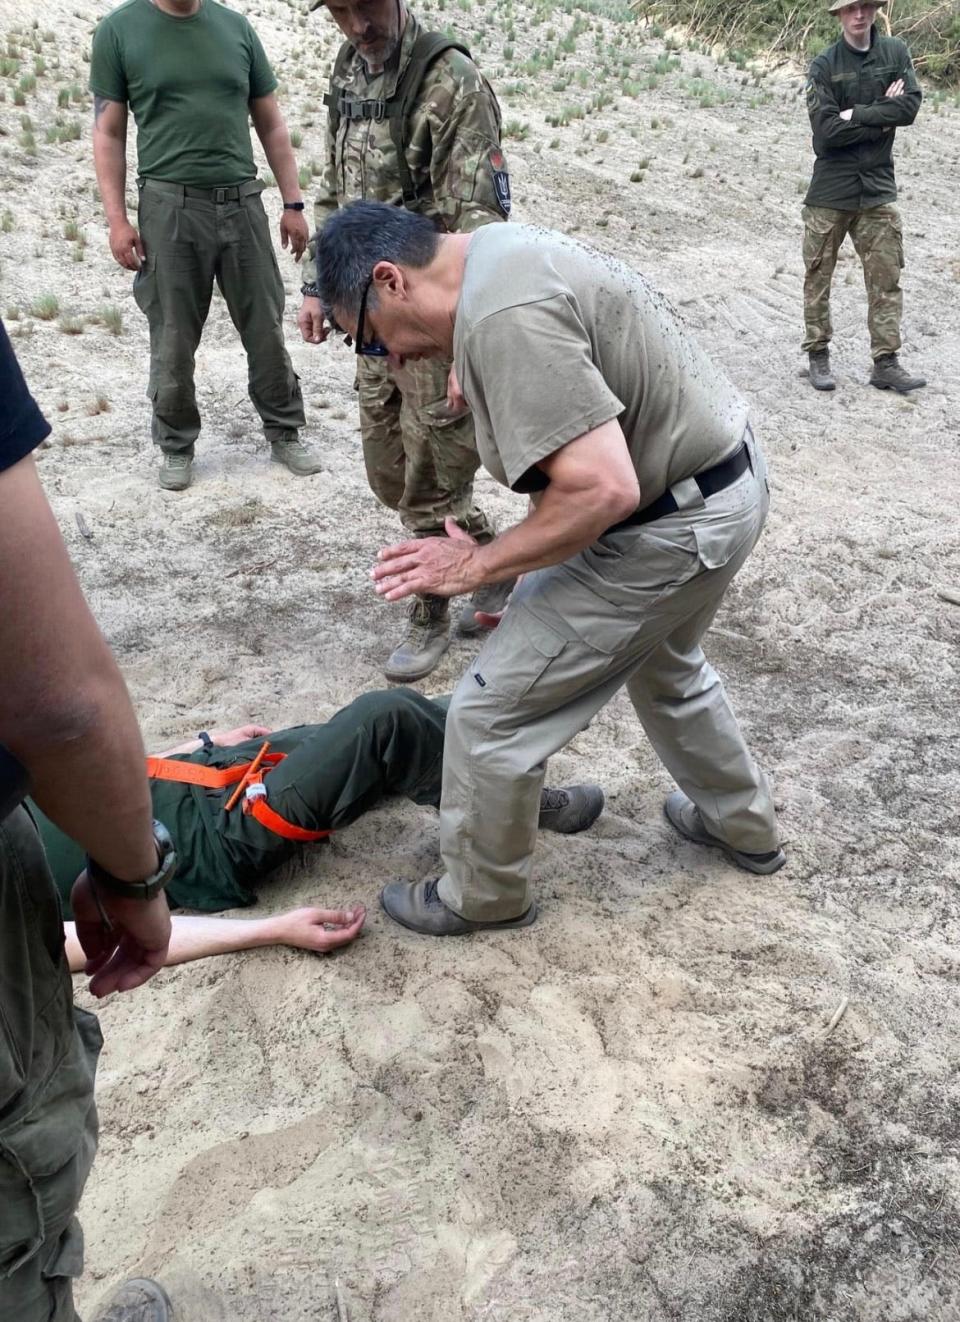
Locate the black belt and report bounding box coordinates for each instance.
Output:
[139,179,261,205]
[607,440,751,533]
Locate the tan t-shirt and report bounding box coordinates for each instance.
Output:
[452,224,749,506]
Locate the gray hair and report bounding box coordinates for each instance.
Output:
[315,201,440,320]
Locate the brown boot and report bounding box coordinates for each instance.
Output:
[384,595,450,681]
[870,353,926,394]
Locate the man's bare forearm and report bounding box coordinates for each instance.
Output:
[0,459,156,880]
[474,484,625,583]
[64,914,279,972]
[258,124,302,202]
[92,123,130,226]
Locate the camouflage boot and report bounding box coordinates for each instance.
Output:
[807,349,835,392]
[870,354,926,394]
[384,594,451,682]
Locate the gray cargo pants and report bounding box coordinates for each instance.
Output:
[437,429,779,920]
[133,177,305,454]
[0,808,101,1322]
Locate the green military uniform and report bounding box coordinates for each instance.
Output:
[90,0,305,456]
[35,689,448,917]
[0,809,102,1322]
[302,11,509,540]
[802,25,921,359]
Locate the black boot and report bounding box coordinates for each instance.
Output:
[870,353,926,394]
[808,349,835,392]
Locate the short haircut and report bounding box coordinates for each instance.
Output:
[315,201,440,319]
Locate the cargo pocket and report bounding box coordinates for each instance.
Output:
[801,208,838,273]
[476,608,566,702]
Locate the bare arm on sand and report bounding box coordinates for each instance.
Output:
[64,905,366,974]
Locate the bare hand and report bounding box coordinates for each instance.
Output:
[71,871,172,997]
[272,904,366,953]
[472,572,523,630]
[280,209,309,261]
[447,363,466,414]
[885,78,905,98]
[108,219,145,271]
[210,724,272,747]
[372,518,484,601]
[298,296,328,345]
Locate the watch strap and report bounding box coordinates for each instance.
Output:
[283,201,306,210]
[86,820,177,902]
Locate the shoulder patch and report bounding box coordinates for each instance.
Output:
[489,147,511,216]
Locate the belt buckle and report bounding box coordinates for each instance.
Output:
[371,99,386,122]
[214,187,228,205]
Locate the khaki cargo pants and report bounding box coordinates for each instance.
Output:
[134,177,305,454]
[357,355,496,541]
[801,203,904,360]
[437,430,778,921]
[0,808,101,1322]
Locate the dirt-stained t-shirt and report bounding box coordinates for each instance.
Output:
[452,224,748,509]
[90,0,277,187]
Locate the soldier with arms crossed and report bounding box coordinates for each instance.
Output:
[299,0,514,681]
[802,0,925,393]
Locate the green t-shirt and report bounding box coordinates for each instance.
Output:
[89,0,277,187]
[453,225,748,507]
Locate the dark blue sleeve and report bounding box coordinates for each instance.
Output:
[0,319,51,472]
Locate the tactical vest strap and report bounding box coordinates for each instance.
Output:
[325,31,472,209]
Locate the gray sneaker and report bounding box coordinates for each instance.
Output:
[381,877,537,935]
[870,353,926,394]
[158,451,193,491]
[664,790,785,875]
[91,1277,172,1322]
[459,577,518,635]
[538,784,605,833]
[270,437,323,476]
[808,349,836,392]
[384,595,450,682]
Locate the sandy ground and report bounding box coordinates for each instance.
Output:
[2,0,960,1317]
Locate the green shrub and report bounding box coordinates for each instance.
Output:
[31,294,60,320]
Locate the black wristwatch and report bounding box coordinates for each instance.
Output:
[283,200,306,211]
[300,281,321,298]
[86,820,177,902]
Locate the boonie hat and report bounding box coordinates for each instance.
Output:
[827,0,886,12]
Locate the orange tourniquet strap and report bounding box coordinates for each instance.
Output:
[145,752,286,789]
[145,753,330,842]
[245,790,331,843]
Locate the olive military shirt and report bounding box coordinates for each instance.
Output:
[90,0,277,188]
[453,225,748,509]
[804,27,921,211]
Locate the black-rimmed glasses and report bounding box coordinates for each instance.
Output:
[342,275,389,358]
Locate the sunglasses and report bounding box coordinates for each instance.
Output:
[342,275,389,358]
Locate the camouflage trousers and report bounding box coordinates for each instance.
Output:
[357,355,495,542]
[134,177,305,454]
[0,808,101,1322]
[801,203,904,359]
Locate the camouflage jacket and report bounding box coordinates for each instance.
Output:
[302,11,509,284]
